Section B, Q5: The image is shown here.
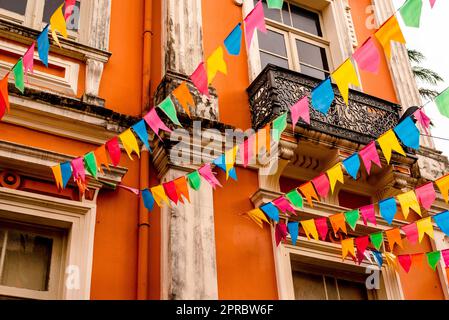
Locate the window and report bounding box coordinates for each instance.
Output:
[0,220,65,300]
[256,0,331,79]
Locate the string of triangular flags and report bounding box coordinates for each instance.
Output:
[0,0,77,120]
[49,0,444,194]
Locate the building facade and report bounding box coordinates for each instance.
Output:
[0,0,448,300]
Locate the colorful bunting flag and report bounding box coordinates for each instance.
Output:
[311,78,334,114]
[158,97,181,126]
[37,25,50,67]
[143,108,172,140]
[377,129,406,164]
[315,218,328,241]
[329,213,347,235]
[172,82,194,117]
[353,37,380,74]
[326,163,344,194]
[190,62,209,96]
[141,189,155,211]
[370,232,384,251]
[119,128,140,160]
[413,109,432,134]
[106,137,121,166]
[360,204,377,226]
[311,173,330,198]
[359,141,381,174]
[60,161,72,189]
[430,0,436,8]
[331,59,360,105]
[275,222,288,246]
[442,249,449,267]
[174,176,190,203]
[261,202,279,223]
[23,42,35,81]
[290,96,310,129]
[427,251,441,270]
[51,164,63,190]
[341,238,355,260]
[372,250,383,267]
[298,182,319,207]
[0,74,10,119]
[198,164,222,189]
[301,219,319,241]
[12,59,24,93]
[435,88,449,119]
[247,208,269,228]
[225,146,238,180]
[241,134,256,168]
[379,197,397,224]
[224,23,243,56]
[396,190,421,219]
[385,252,398,270]
[286,189,303,209]
[386,228,403,251]
[400,0,423,28]
[345,209,360,231]
[272,113,287,142]
[436,174,449,203]
[151,185,170,207]
[64,0,76,20]
[375,15,406,59]
[415,182,436,210]
[132,120,151,152]
[207,46,227,84]
[187,170,202,191]
[402,223,419,245]
[287,221,299,245]
[244,1,267,49]
[84,152,98,179]
[342,153,361,180]
[434,211,449,236]
[417,217,434,242]
[94,145,110,173]
[163,181,179,204]
[71,157,85,183]
[355,236,370,264]
[273,196,295,215]
[394,117,420,150]
[50,4,68,47]
[398,255,412,273]
[267,0,284,9]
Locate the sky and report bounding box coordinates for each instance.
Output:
[392,0,449,156]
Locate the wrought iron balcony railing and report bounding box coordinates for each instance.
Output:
[247,64,402,145]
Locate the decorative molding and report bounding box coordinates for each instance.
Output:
[82,58,105,107]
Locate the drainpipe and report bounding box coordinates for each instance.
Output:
[137,0,152,300]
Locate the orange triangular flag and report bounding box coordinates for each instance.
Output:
[436,174,449,203]
[329,213,348,235]
[51,164,63,190]
[94,145,110,173]
[375,15,406,59]
[0,73,10,113]
[298,182,319,207]
[385,228,403,251]
[174,176,190,203]
[256,124,271,154]
[172,82,194,117]
[341,238,356,260]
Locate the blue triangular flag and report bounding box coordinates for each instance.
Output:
[379,197,397,225]
[60,161,72,189]
[141,189,155,211]
[311,78,334,114]
[287,221,299,245]
[372,250,383,267]
[261,202,280,222]
[228,167,237,181]
[213,154,237,181]
[393,116,420,149]
[37,25,50,67]
[343,153,361,180]
[224,23,242,56]
[434,211,449,236]
[132,120,152,152]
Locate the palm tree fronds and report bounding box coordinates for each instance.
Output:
[407,49,425,64]
[418,88,440,100]
[412,66,444,85]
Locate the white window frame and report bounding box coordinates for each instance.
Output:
[0,187,96,300]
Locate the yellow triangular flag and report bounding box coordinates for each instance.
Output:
[224,145,238,180]
[207,46,227,84]
[151,185,170,207]
[301,219,319,241]
[417,217,434,242]
[377,130,406,164]
[119,128,140,159]
[331,59,360,105]
[385,252,398,270]
[375,15,406,59]
[327,163,344,194]
[50,4,68,48]
[341,238,355,260]
[396,190,421,219]
[51,164,63,190]
[247,208,270,228]
[436,174,449,203]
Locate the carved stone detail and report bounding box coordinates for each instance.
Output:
[82,58,105,107]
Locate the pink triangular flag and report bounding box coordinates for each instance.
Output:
[355,236,369,264]
[290,96,310,127]
[402,223,419,245]
[413,109,431,135]
[442,249,449,267]
[398,255,412,273]
[275,222,288,246]
[244,1,267,49]
[23,42,35,81]
[273,196,296,215]
[353,37,380,74]
[430,0,436,8]
[144,108,172,140]
[163,181,179,204]
[64,0,76,20]
[311,173,330,198]
[71,157,86,183]
[241,134,255,168]
[415,182,436,210]
[360,204,377,226]
[106,137,121,166]
[314,218,328,241]
[198,164,222,189]
[359,141,381,174]
[190,62,209,96]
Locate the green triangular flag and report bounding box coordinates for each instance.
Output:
[187,170,201,191]
[158,97,181,126]
[370,232,383,250]
[286,190,303,208]
[12,58,24,93]
[272,113,287,142]
[84,152,98,179]
[426,251,441,270]
[267,0,284,9]
[399,0,423,28]
[435,88,449,118]
[344,209,360,231]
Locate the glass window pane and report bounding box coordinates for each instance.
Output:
[296,40,329,71]
[1,230,53,291]
[324,276,339,300]
[0,0,27,15]
[255,0,282,23]
[281,2,291,26]
[260,52,289,70]
[43,0,80,31]
[299,64,327,80]
[293,271,327,300]
[290,4,322,36]
[337,279,369,300]
[259,29,287,57]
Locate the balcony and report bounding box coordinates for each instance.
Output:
[247,64,402,145]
